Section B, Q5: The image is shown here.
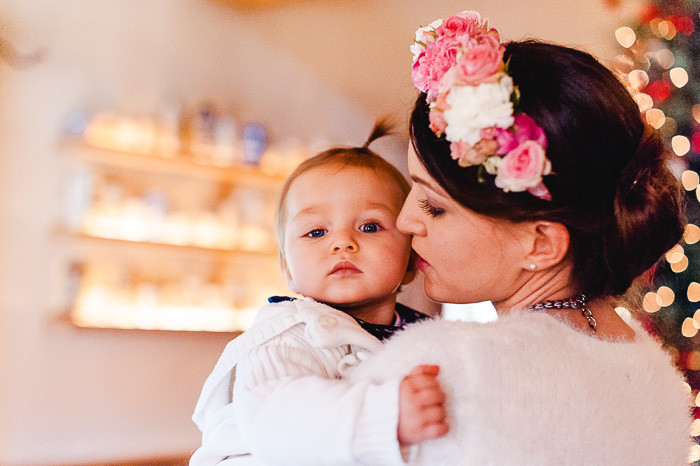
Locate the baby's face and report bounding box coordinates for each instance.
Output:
[281,165,412,310]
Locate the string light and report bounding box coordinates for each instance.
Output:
[682,317,699,337]
[646,108,666,128]
[687,282,700,302]
[669,67,689,87]
[628,69,649,89]
[670,255,688,273]
[681,170,699,189]
[643,291,661,313]
[666,244,685,263]
[656,286,675,306]
[684,224,700,244]
[615,26,637,48]
[672,136,691,156]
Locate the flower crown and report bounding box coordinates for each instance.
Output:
[411,11,552,201]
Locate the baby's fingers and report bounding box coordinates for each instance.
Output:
[407,364,440,377]
[420,420,450,440]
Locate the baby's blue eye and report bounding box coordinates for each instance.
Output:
[359,222,382,233]
[305,229,327,238]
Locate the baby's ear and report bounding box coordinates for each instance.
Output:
[401,251,419,286]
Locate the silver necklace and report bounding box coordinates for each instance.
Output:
[529,294,597,333]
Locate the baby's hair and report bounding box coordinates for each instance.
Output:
[275,118,410,267]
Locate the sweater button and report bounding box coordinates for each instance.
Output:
[318,315,338,330]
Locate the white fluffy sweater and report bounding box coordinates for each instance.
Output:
[348,311,693,465]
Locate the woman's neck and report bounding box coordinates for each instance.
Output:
[492,262,578,314]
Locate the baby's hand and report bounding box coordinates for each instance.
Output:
[397,364,449,446]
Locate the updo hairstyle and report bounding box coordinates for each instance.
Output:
[410,40,685,298]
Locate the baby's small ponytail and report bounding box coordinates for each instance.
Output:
[363,117,395,149]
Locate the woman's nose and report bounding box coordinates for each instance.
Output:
[397,194,425,237]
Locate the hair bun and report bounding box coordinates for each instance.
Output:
[604,126,685,295]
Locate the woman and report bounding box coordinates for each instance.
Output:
[349,11,693,464]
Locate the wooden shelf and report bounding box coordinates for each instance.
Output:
[62,230,278,258]
[60,141,288,190]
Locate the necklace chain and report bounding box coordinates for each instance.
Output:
[529,294,597,333]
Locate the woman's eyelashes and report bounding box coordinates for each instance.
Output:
[418,198,445,217]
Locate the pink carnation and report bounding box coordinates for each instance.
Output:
[411,37,461,100]
[495,140,552,193]
[429,108,447,136]
[435,13,484,39]
[454,34,505,86]
[496,114,547,155]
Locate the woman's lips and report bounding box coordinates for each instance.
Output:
[415,253,430,272]
[330,261,362,276]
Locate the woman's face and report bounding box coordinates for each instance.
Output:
[397,146,530,306]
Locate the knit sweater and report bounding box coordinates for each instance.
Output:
[348,310,693,465]
[191,297,407,466]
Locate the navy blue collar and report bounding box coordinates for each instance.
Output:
[267,296,431,341]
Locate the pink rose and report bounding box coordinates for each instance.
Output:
[496,114,547,155]
[495,140,552,192]
[453,34,505,86]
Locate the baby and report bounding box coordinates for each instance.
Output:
[191,121,447,465]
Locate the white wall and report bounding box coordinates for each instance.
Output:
[0,0,631,463]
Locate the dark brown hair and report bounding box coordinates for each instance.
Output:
[276,118,410,262]
[410,40,685,298]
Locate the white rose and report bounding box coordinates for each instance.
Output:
[443,77,515,145]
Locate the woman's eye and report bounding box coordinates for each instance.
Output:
[418,198,445,217]
[305,229,327,238]
[359,222,382,233]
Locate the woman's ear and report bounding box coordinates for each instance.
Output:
[401,251,419,285]
[523,221,570,271]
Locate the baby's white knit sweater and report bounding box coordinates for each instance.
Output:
[191,297,406,465]
[349,310,693,465]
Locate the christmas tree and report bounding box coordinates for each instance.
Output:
[609,0,700,456]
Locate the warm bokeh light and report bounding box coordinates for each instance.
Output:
[694,309,700,329]
[643,291,661,313]
[688,351,700,370]
[670,67,689,87]
[656,48,675,69]
[670,255,689,273]
[693,104,700,123]
[666,244,685,263]
[656,286,675,307]
[687,282,700,302]
[696,390,700,407]
[673,136,691,156]
[691,444,700,464]
[685,224,700,244]
[682,317,699,337]
[634,93,654,112]
[646,108,666,129]
[628,69,649,90]
[691,418,700,437]
[615,26,637,48]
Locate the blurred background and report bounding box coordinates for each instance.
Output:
[3,0,699,464]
